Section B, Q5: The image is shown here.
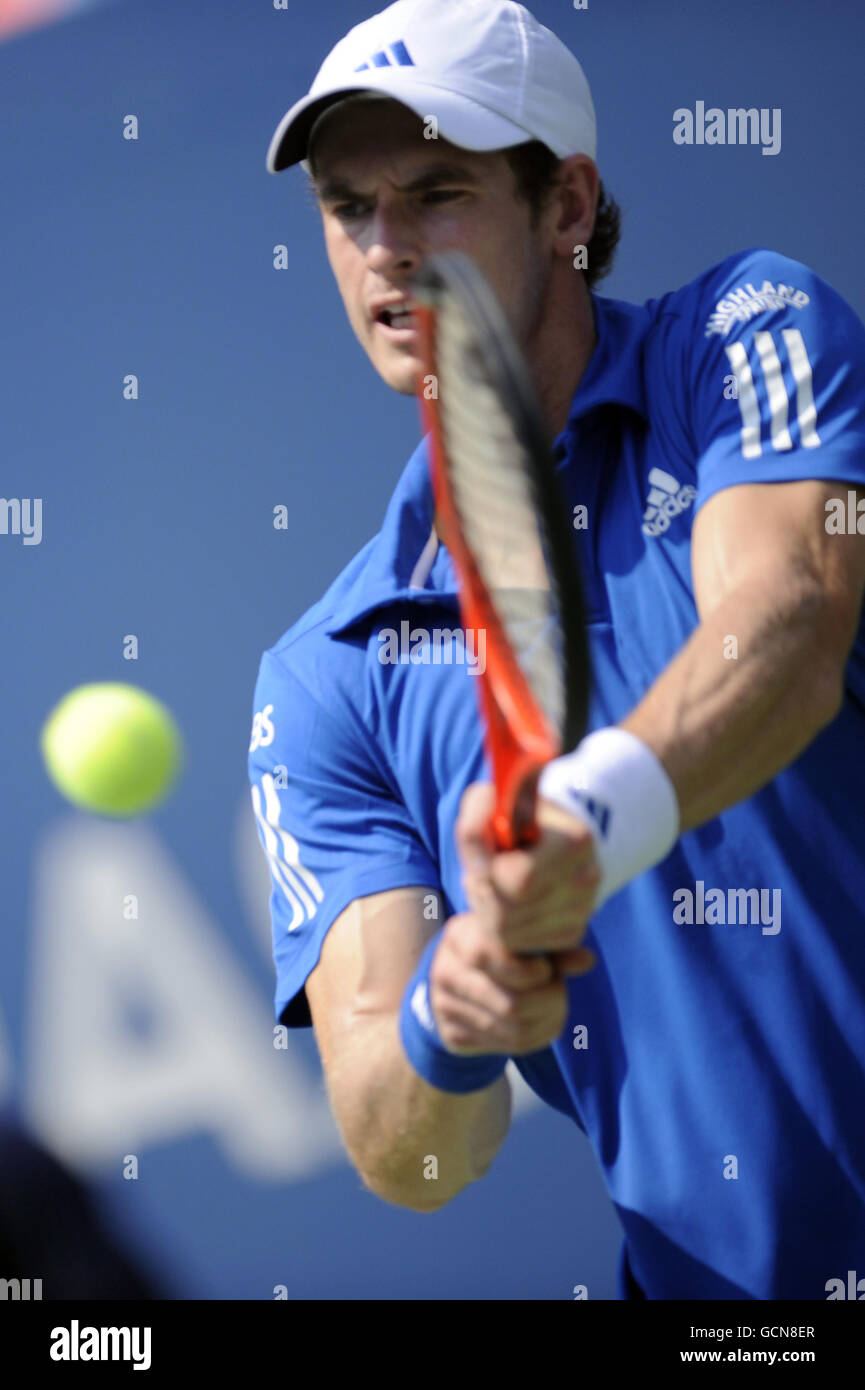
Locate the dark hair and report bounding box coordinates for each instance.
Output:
[502,141,622,290]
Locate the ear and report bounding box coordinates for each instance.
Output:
[548,155,600,262]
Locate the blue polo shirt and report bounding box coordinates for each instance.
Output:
[249,247,865,1300]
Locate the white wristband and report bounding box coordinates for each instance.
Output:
[537,727,680,908]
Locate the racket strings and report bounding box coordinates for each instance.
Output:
[434,294,566,736]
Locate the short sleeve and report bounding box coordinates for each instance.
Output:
[248,646,442,1027]
[682,249,865,512]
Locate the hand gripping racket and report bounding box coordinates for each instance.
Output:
[413,252,590,853]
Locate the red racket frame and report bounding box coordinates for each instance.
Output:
[414,300,560,851]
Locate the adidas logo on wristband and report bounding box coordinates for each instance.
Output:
[563,787,613,839]
[410,981,435,1033]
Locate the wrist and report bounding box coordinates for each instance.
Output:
[537,726,680,907]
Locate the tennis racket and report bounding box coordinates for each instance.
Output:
[412,251,590,853]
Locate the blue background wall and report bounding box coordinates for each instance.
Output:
[1,0,862,1298]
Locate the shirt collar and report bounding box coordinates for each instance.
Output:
[325,436,457,636]
[326,290,650,637]
[555,292,650,435]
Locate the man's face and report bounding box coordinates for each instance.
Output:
[311,100,555,394]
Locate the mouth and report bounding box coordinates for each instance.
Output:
[372,302,417,340]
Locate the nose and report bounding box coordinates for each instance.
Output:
[365,202,422,278]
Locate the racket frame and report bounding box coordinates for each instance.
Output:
[413,254,589,851]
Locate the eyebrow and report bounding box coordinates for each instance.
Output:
[315,163,483,205]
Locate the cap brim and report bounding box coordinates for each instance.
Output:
[266,72,533,173]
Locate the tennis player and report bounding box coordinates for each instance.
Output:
[250,0,865,1299]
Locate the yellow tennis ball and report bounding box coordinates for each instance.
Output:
[40,682,183,817]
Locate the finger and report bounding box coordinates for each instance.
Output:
[549,947,597,977]
[455,782,497,874]
[433,970,517,1047]
[512,979,570,1029]
[486,836,598,910]
[483,950,556,991]
[438,976,565,1057]
[535,796,599,843]
[447,918,555,990]
[496,902,595,955]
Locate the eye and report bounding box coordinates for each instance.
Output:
[421,189,464,204]
[332,201,371,222]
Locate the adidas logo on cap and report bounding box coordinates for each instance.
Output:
[354,40,415,71]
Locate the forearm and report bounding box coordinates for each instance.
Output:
[622,572,843,832]
[326,1011,511,1211]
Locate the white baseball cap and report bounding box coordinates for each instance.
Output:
[266,0,596,174]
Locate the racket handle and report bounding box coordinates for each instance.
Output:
[489,765,543,851]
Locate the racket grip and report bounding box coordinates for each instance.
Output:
[490,767,543,852]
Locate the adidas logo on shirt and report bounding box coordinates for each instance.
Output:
[642,468,697,537]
